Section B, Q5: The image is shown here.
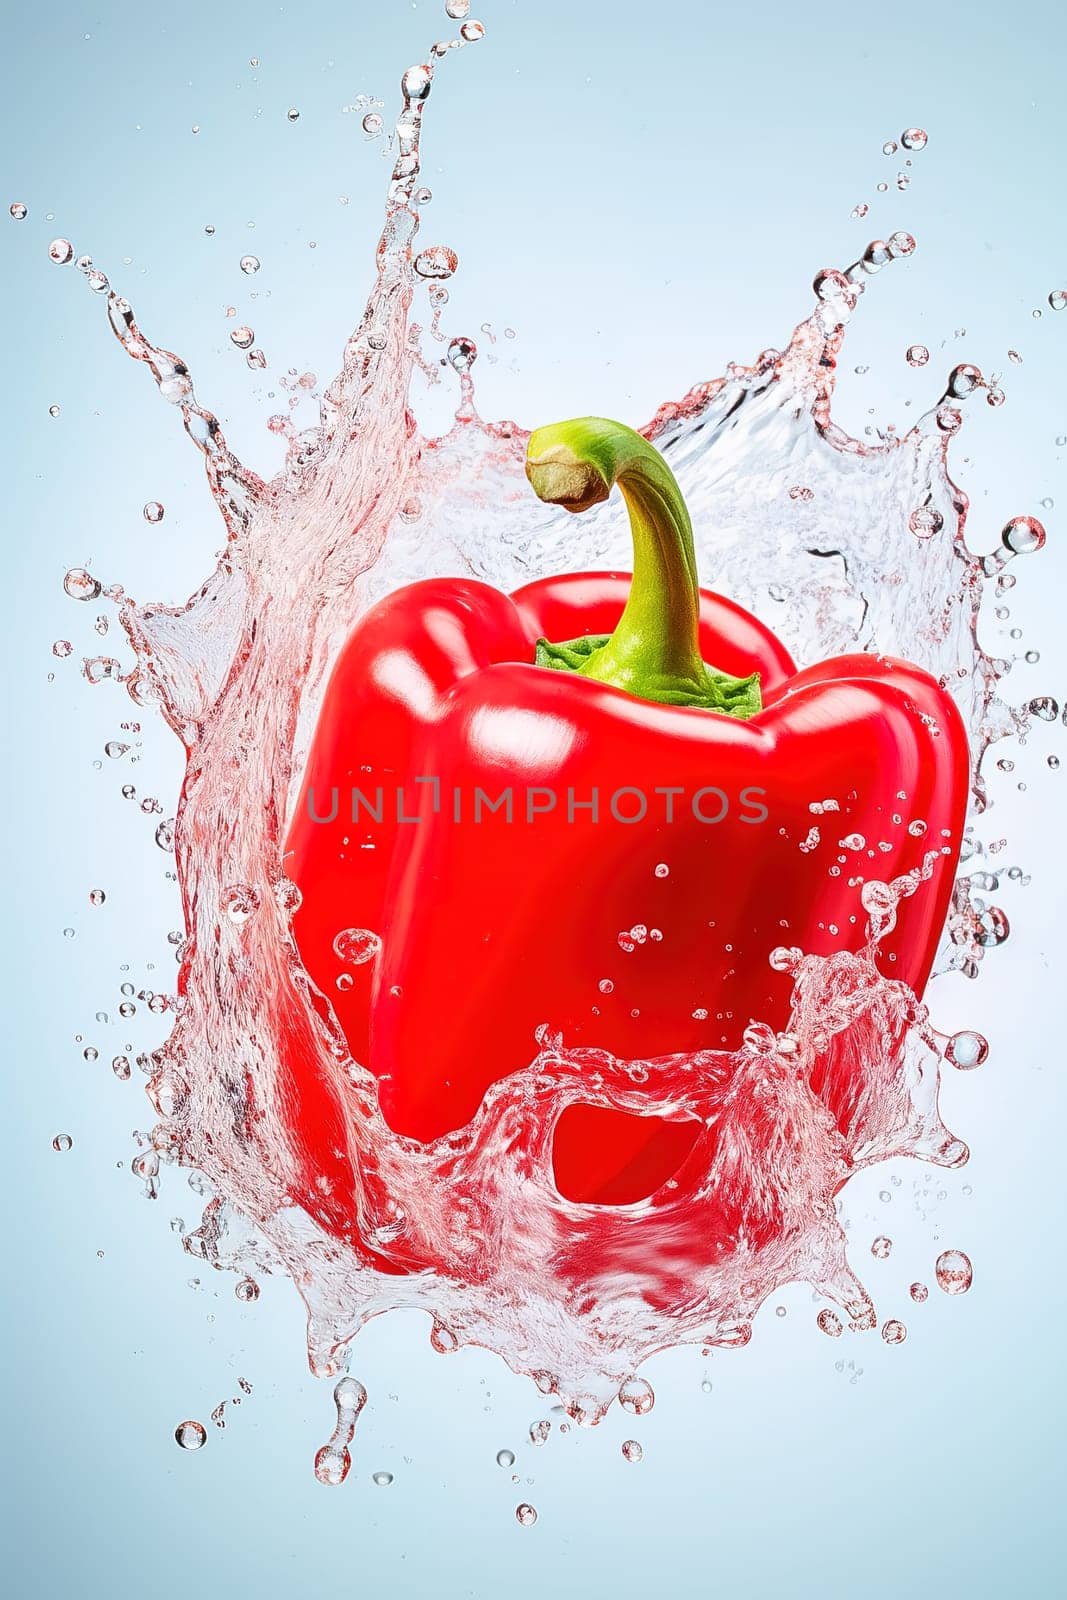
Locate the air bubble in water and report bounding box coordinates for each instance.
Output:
[143,501,164,523]
[49,238,74,264]
[496,1448,515,1468]
[1002,515,1046,554]
[414,245,458,280]
[901,127,928,150]
[64,568,102,602]
[935,1249,973,1295]
[908,507,944,540]
[239,255,260,274]
[333,927,381,964]
[175,1419,207,1450]
[515,1503,538,1528]
[362,113,383,137]
[222,883,260,924]
[52,1134,73,1153]
[48,405,61,418]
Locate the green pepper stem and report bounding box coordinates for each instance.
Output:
[525,417,761,716]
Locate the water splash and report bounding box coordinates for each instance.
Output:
[47,26,1052,1446]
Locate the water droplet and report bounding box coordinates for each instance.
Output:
[239,254,260,274]
[333,927,381,964]
[112,1055,131,1080]
[143,500,164,523]
[52,1134,72,1153]
[908,507,944,540]
[48,238,73,265]
[882,140,898,155]
[621,1439,643,1462]
[9,202,27,220]
[445,0,471,16]
[460,19,485,40]
[935,1249,973,1295]
[175,1419,207,1450]
[64,568,102,602]
[529,1419,551,1446]
[496,1448,515,1468]
[1001,515,1046,556]
[402,64,432,101]
[447,335,477,372]
[89,888,106,907]
[230,325,254,349]
[881,1319,907,1345]
[286,107,300,123]
[314,1446,349,1485]
[901,127,928,150]
[414,245,458,280]
[1049,290,1066,312]
[235,1277,260,1302]
[372,1470,394,1486]
[906,343,929,368]
[909,1282,929,1303]
[52,639,73,658]
[817,1309,843,1337]
[362,112,383,137]
[871,1235,892,1259]
[515,1503,538,1528]
[618,1376,654,1416]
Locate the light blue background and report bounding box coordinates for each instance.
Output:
[3,2,1065,1596]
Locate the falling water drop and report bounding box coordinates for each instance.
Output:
[52,1134,73,1153]
[175,1419,207,1450]
[414,244,458,280]
[64,568,102,602]
[935,1249,973,1295]
[817,1309,843,1337]
[515,1503,538,1528]
[881,1320,907,1345]
[621,1439,644,1463]
[143,501,165,523]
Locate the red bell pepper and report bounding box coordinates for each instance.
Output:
[284,418,968,1230]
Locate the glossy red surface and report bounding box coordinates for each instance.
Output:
[284,573,968,1220]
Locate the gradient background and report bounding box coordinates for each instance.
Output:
[3,2,1065,1595]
